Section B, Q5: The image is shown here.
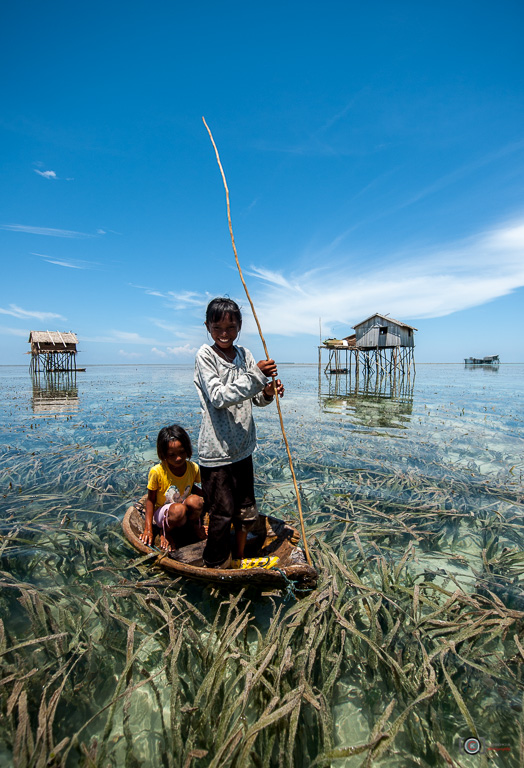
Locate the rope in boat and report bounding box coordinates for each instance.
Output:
[276,569,312,601]
[202,117,313,567]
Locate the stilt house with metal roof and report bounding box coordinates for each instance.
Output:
[353,313,416,350]
[319,313,417,377]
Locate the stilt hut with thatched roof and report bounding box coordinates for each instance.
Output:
[29,331,79,374]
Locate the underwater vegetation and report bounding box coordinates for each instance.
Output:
[0,365,523,767]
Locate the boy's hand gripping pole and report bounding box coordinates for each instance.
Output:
[203,117,312,568]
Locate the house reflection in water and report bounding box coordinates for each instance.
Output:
[319,369,414,429]
[465,364,500,372]
[31,371,79,415]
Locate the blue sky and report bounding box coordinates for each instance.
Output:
[1,1,523,365]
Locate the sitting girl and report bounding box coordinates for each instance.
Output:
[140,424,205,551]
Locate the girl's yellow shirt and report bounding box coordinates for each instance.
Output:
[147,460,201,509]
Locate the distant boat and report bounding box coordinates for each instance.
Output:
[464,355,499,365]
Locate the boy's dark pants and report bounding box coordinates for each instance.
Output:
[201,456,258,568]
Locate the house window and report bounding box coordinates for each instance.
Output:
[379,326,388,336]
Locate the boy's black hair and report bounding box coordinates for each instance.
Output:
[205,297,242,328]
[156,424,193,461]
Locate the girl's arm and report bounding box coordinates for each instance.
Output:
[195,346,267,409]
[253,378,285,407]
[140,489,157,546]
[262,378,284,398]
[257,358,278,378]
[249,351,285,406]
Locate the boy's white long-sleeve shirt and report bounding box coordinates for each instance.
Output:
[194,343,272,467]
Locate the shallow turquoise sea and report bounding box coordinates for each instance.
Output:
[0,363,523,766]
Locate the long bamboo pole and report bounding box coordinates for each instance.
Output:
[202,117,312,567]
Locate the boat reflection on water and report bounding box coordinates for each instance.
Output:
[31,371,79,415]
[319,370,414,429]
[464,363,500,372]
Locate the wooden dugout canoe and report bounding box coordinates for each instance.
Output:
[122,501,318,590]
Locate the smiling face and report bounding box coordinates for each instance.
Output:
[207,313,240,351]
[164,439,187,476]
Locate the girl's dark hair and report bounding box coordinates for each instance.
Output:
[205,297,242,328]
[156,424,192,461]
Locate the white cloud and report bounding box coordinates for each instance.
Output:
[118,349,141,359]
[149,319,186,336]
[0,325,30,337]
[47,259,82,269]
[397,139,524,214]
[82,331,162,345]
[244,267,293,289]
[151,347,167,358]
[131,285,210,309]
[130,283,168,298]
[45,258,85,269]
[166,290,210,310]
[166,343,198,357]
[0,304,65,322]
[32,253,96,270]
[34,169,57,179]
[248,217,524,337]
[97,229,106,235]
[1,224,95,238]
[112,331,162,345]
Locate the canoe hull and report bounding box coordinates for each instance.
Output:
[122,504,318,590]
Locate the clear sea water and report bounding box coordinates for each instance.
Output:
[0,363,523,766]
